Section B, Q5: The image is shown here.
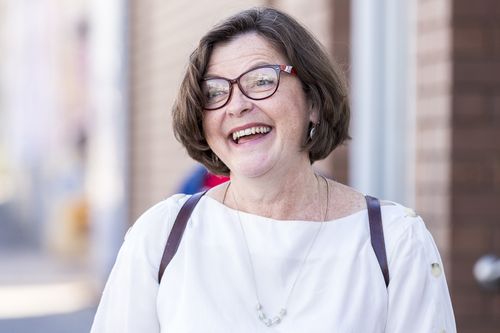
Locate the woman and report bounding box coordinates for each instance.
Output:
[91,7,456,332]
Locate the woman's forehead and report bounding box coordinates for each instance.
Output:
[206,33,286,77]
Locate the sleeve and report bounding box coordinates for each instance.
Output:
[385,215,456,333]
[90,195,186,333]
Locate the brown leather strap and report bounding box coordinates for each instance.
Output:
[158,191,206,283]
[158,192,389,287]
[365,195,390,287]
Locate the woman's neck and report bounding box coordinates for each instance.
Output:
[226,165,327,221]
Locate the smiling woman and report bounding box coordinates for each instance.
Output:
[90,7,456,333]
[200,33,317,179]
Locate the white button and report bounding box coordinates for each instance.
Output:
[431,263,442,277]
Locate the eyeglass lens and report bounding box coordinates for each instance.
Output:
[202,66,279,110]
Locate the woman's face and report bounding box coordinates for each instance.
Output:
[202,32,318,178]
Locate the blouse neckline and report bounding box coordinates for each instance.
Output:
[203,194,381,225]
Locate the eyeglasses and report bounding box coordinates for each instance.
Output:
[201,64,296,111]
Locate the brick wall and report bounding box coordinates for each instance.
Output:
[416,0,500,330]
[450,0,500,331]
[415,0,453,260]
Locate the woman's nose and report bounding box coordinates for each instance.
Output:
[226,85,252,117]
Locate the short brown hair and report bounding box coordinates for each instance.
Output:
[172,7,350,175]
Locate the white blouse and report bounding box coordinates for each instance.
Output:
[91,194,456,333]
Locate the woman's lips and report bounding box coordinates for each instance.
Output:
[230,125,272,144]
[236,132,267,144]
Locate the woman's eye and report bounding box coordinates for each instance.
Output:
[207,90,224,98]
[205,87,228,101]
[250,74,275,88]
[203,79,229,101]
[255,78,273,86]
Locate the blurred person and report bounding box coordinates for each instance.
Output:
[91,7,456,332]
[178,164,229,194]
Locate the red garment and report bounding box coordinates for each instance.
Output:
[203,173,229,189]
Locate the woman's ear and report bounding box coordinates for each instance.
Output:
[308,101,320,124]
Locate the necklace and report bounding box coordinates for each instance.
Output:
[224,175,329,327]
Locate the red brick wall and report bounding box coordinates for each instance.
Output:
[415,0,453,261]
[450,0,500,331]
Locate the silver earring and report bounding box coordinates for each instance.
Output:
[309,123,318,140]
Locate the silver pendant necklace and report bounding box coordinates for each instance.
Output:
[224,175,329,327]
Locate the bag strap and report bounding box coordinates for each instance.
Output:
[158,192,390,287]
[365,195,390,287]
[158,191,206,283]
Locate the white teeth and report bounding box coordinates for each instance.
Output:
[231,126,271,142]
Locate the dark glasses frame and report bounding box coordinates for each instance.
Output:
[201,64,296,111]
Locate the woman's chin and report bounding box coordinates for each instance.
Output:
[232,166,271,179]
[229,158,276,179]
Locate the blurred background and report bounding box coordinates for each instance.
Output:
[0,0,499,332]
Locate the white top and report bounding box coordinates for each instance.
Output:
[91,194,456,333]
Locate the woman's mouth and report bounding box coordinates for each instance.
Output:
[231,126,272,144]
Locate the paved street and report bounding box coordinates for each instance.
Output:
[0,249,99,333]
[0,307,96,333]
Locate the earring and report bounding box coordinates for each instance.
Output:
[309,123,319,140]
